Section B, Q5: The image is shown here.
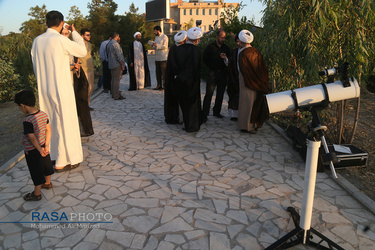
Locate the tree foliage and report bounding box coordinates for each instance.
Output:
[87,0,119,48]
[20,5,48,39]
[0,56,21,102]
[0,33,36,102]
[257,0,375,91]
[66,6,90,33]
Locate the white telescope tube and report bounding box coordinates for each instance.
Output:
[266,78,360,114]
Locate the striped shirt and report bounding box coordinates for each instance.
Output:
[22,110,49,151]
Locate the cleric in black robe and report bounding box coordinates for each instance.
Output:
[227,34,241,121]
[73,59,94,137]
[172,27,203,132]
[164,30,188,124]
[128,32,151,91]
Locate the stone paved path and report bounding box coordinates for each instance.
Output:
[1,58,375,249]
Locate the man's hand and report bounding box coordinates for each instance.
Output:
[130,63,134,67]
[220,53,227,59]
[74,63,81,70]
[68,23,76,32]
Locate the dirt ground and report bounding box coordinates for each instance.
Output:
[0,102,24,167]
[1,90,374,201]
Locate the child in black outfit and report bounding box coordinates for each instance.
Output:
[14,90,54,201]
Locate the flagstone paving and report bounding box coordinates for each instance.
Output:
[1,57,375,249]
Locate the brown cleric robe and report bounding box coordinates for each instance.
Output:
[238,46,269,131]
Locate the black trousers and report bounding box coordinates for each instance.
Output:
[25,148,54,186]
[203,69,227,116]
[102,60,111,91]
[155,61,167,88]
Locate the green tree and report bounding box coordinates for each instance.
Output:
[87,0,119,49]
[66,6,90,33]
[20,5,48,39]
[0,56,21,102]
[0,33,36,101]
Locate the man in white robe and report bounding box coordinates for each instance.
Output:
[31,11,87,171]
[128,32,151,91]
[134,38,145,89]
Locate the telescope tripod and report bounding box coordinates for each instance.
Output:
[265,107,343,250]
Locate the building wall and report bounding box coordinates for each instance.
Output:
[169,0,238,33]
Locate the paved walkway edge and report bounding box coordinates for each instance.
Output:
[267,120,375,216]
[0,150,24,173]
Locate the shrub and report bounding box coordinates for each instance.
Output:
[0,57,21,102]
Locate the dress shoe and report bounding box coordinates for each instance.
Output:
[55,164,71,172]
[153,86,161,90]
[89,107,94,111]
[55,163,80,172]
[81,132,94,137]
[115,95,126,100]
[214,113,224,118]
[103,89,109,93]
[230,117,238,121]
[240,129,257,134]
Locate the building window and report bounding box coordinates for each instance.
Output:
[209,9,212,15]
[196,9,199,15]
[203,26,206,31]
[215,9,218,15]
[184,9,186,15]
[202,9,205,15]
[190,9,192,15]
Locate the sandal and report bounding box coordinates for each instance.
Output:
[70,163,80,170]
[55,163,80,172]
[42,182,53,189]
[55,164,71,172]
[23,191,42,201]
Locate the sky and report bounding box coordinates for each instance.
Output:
[0,0,265,35]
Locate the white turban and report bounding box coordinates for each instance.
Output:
[239,29,254,44]
[134,32,141,38]
[187,27,203,40]
[174,30,187,43]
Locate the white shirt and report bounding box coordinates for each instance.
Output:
[154,33,169,61]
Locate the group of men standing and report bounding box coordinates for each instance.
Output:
[164,28,269,134]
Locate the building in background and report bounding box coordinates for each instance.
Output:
[165,0,239,34]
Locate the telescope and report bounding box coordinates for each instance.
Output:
[264,63,358,250]
[265,63,359,114]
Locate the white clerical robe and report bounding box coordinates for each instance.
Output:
[134,41,145,89]
[31,28,87,167]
